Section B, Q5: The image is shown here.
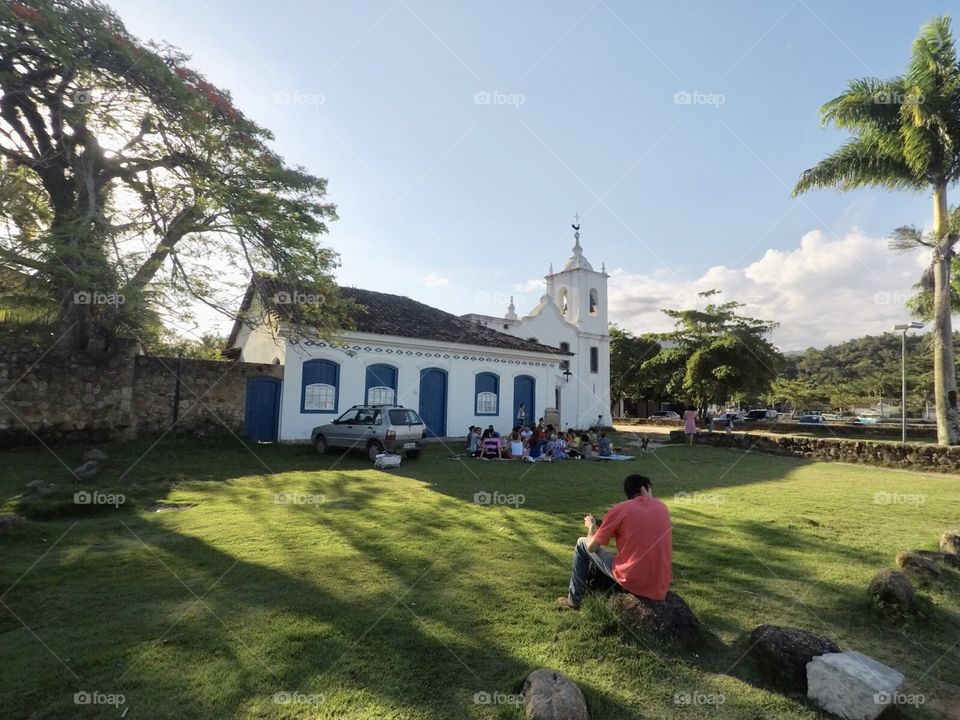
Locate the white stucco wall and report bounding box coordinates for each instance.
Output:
[277,331,564,442]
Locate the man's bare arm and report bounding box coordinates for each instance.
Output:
[584,514,602,553]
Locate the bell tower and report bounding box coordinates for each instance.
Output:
[544,218,609,333]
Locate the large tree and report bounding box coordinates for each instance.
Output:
[639,291,782,415]
[608,324,661,414]
[0,0,349,351]
[793,16,960,444]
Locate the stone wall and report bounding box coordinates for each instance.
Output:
[0,341,139,445]
[670,430,960,473]
[132,356,282,437]
[0,345,282,445]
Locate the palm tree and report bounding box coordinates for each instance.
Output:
[793,15,960,445]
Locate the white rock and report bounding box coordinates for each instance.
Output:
[807,651,904,720]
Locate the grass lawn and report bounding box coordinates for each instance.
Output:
[1,435,959,719]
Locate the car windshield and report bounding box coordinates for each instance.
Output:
[335,410,359,424]
[389,409,422,425]
[747,411,766,419]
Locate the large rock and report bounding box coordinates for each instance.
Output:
[895,551,943,582]
[940,532,960,555]
[807,650,904,720]
[912,549,960,569]
[609,591,699,650]
[867,570,915,613]
[749,625,840,695]
[521,668,589,720]
[72,460,98,483]
[82,448,108,462]
[0,514,26,533]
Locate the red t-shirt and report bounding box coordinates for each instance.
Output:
[592,496,672,600]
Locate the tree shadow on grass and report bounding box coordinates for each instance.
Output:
[0,456,647,718]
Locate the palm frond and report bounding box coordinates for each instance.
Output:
[821,77,905,131]
[793,138,919,196]
[890,225,931,252]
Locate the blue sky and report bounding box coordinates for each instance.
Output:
[108,0,956,349]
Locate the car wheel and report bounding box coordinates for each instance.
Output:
[367,440,384,461]
[405,449,421,460]
[314,435,328,455]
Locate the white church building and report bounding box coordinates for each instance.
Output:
[227,227,611,442]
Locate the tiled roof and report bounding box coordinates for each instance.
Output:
[229,276,568,356]
[337,286,565,354]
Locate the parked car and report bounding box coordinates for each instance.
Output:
[648,410,681,420]
[311,405,427,460]
[796,414,827,426]
[742,409,778,422]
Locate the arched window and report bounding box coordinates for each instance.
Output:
[365,364,398,405]
[475,372,499,415]
[589,288,598,316]
[558,287,569,317]
[302,359,339,413]
[559,341,570,372]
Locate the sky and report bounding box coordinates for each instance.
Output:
[106,0,956,351]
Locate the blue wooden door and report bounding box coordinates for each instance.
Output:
[514,375,535,427]
[418,368,447,437]
[245,376,281,442]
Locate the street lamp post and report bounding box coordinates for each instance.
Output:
[892,321,925,443]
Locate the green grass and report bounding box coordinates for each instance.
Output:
[1,436,959,719]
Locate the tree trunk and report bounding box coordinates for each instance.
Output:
[931,183,960,445]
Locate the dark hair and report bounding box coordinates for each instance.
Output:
[623,474,652,499]
[686,404,695,411]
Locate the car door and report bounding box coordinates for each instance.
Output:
[329,409,359,447]
[348,408,379,451]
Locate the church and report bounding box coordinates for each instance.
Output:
[227,225,611,442]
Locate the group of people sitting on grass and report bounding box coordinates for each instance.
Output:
[465,421,613,461]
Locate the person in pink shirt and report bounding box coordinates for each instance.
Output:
[557,474,672,609]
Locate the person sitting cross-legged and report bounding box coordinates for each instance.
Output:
[557,474,672,610]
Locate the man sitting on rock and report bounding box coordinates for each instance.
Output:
[557,473,672,610]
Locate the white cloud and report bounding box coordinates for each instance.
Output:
[420,272,450,288]
[608,229,930,351]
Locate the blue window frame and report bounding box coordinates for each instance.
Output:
[475,372,499,415]
[301,359,339,413]
[365,364,398,405]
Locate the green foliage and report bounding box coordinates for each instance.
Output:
[780,332,952,414]
[639,291,782,410]
[608,324,661,407]
[0,0,350,349]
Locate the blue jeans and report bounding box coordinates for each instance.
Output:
[567,537,619,607]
